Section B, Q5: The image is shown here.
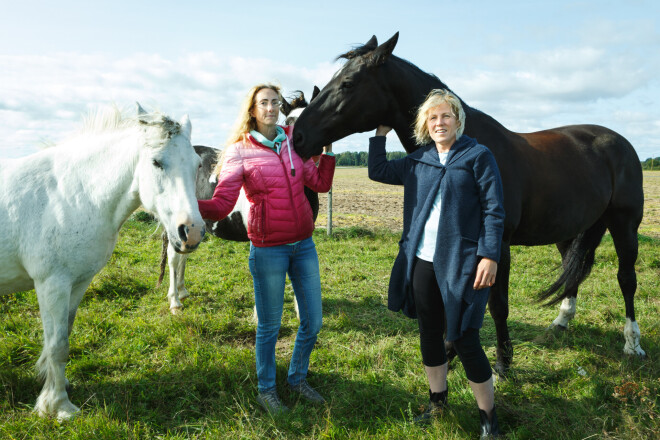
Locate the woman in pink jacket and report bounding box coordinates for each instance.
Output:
[198,84,335,414]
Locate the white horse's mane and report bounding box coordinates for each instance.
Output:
[79,105,181,140]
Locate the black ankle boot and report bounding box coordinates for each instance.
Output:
[413,388,448,424]
[479,406,501,438]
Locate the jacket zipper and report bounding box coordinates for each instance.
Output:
[280,151,300,231]
[249,132,300,242]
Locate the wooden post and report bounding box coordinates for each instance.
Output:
[327,186,333,236]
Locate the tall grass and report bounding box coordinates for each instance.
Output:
[1,219,658,439]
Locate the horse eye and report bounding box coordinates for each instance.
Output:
[153,159,163,169]
[340,80,353,89]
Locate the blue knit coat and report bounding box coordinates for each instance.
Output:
[368,135,505,341]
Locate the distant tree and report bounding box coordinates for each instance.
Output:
[333,150,408,166]
[386,151,407,161]
[641,157,660,170]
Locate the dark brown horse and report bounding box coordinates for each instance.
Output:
[292,33,645,374]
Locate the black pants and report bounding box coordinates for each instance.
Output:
[411,257,492,383]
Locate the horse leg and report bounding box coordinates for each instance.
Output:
[34,277,80,420]
[59,278,93,393]
[606,211,646,357]
[175,252,190,301]
[167,243,187,314]
[489,243,512,377]
[548,240,578,330]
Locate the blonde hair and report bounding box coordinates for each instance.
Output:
[215,84,283,176]
[412,89,465,146]
[225,83,283,145]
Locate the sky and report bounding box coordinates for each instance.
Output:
[1,0,659,160]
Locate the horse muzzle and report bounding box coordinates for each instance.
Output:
[171,219,205,254]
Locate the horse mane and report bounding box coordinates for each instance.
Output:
[80,105,181,140]
[334,43,449,90]
[287,90,308,110]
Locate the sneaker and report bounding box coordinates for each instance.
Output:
[288,380,326,404]
[256,389,289,414]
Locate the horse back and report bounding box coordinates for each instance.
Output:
[490,124,642,245]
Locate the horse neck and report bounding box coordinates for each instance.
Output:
[62,128,143,229]
[384,59,446,150]
[385,58,512,150]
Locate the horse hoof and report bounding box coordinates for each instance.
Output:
[170,307,183,315]
[547,323,568,332]
[56,403,80,421]
[494,362,509,379]
[623,347,647,357]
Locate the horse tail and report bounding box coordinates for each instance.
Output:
[157,230,169,288]
[537,220,607,306]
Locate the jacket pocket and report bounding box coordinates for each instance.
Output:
[251,200,266,240]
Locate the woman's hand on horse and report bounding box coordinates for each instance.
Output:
[474,257,498,290]
[376,125,392,137]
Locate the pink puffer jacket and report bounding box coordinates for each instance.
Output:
[198,125,335,247]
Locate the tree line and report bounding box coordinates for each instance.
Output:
[334,151,407,166]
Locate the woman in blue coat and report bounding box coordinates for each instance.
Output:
[368,89,505,438]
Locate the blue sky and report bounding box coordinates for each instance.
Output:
[1,0,658,160]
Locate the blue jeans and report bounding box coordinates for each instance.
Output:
[249,237,323,392]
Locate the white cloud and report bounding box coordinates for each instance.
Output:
[0,52,338,157]
[0,38,657,160]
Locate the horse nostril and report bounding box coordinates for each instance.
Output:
[178,224,188,243]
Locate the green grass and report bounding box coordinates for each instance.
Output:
[1,219,658,439]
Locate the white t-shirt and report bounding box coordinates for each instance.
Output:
[415,151,449,262]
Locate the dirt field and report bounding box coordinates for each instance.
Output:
[316,168,660,238]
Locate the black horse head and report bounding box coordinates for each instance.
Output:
[293,33,409,159]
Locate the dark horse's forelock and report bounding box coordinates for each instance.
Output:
[336,44,375,61]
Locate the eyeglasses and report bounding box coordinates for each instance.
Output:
[255,100,282,109]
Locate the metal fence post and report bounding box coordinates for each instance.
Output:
[327,186,333,236]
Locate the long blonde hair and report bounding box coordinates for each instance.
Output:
[412,89,466,146]
[214,84,284,176]
[226,83,283,145]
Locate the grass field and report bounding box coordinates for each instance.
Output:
[0,171,658,439]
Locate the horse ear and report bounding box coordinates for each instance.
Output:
[367,32,399,67]
[180,114,192,140]
[311,86,321,102]
[281,97,292,116]
[364,35,378,51]
[136,102,147,116]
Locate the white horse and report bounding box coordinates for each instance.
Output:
[0,104,205,420]
[159,92,316,317]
